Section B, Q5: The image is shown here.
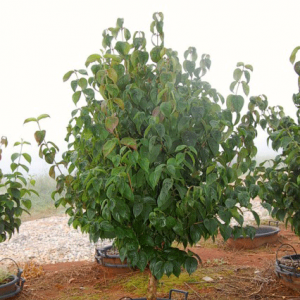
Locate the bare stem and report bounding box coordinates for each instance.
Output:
[147,272,158,300]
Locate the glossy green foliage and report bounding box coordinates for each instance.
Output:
[255,46,300,236]
[0,137,37,242]
[33,13,266,280]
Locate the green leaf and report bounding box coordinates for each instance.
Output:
[116,18,124,28]
[244,70,250,83]
[78,78,88,90]
[11,153,20,162]
[204,218,218,235]
[133,202,143,217]
[113,98,124,110]
[157,178,173,209]
[24,117,37,124]
[22,199,32,210]
[242,81,249,96]
[10,162,18,172]
[244,64,253,71]
[294,61,300,75]
[154,261,164,280]
[249,184,259,198]
[149,167,163,190]
[10,188,21,199]
[160,72,173,85]
[63,70,74,82]
[238,191,250,207]
[226,94,244,113]
[185,257,198,275]
[107,68,118,83]
[103,139,117,157]
[150,46,162,63]
[138,51,149,65]
[206,173,217,185]
[72,91,81,105]
[83,88,95,99]
[230,81,237,93]
[206,164,216,175]
[34,130,46,146]
[85,54,101,67]
[99,220,114,231]
[78,69,88,76]
[120,137,137,150]
[183,60,195,74]
[37,114,50,121]
[21,153,31,164]
[19,163,29,172]
[225,198,236,209]
[49,165,56,179]
[115,41,131,56]
[138,157,149,173]
[208,137,219,156]
[124,28,131,41]
[87,209,96,220]
[70,80,78,92]
[164,261,173,277]
[251,210,260,226]
[106,84,119,98]
[137,251,148,271]
[233,68,243,81]
[290,46,300,64]
[155,123,165,138]
[175,145,187,152]
[160,102,172,117]
[105,116,119,134]
[219,225,232,241]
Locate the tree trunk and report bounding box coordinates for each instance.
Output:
[147,271,158,300]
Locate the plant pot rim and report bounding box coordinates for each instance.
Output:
[231,225,280,240]
[0,275,19,288]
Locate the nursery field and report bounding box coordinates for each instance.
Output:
[13,224,300,300]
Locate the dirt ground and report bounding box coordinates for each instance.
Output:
[10,224,300,299]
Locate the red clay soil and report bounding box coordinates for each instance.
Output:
[11,225,300,300]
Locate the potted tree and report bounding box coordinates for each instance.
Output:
[0,258,25,300]
[255,46,300,291]
[256,46,300,236]
[0,136,36,243]
[0,137,36,298]
[27,13,267,299]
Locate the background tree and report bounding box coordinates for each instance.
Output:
[28,13,267,299]
[0,136,36,243]
[255,46,300,236]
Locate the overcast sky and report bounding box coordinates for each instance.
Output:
[1,0,299,174]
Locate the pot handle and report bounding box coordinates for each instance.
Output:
[169,289,188,299]
[276,243,298,262]
[0,257,22,277]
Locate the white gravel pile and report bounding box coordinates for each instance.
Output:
[0,216,111,265]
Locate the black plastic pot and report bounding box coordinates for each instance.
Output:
[227,221,280,249]
[119,289,188,299]
[275,244,300,292]
[95,245,130,268]
[0,258,25,299]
